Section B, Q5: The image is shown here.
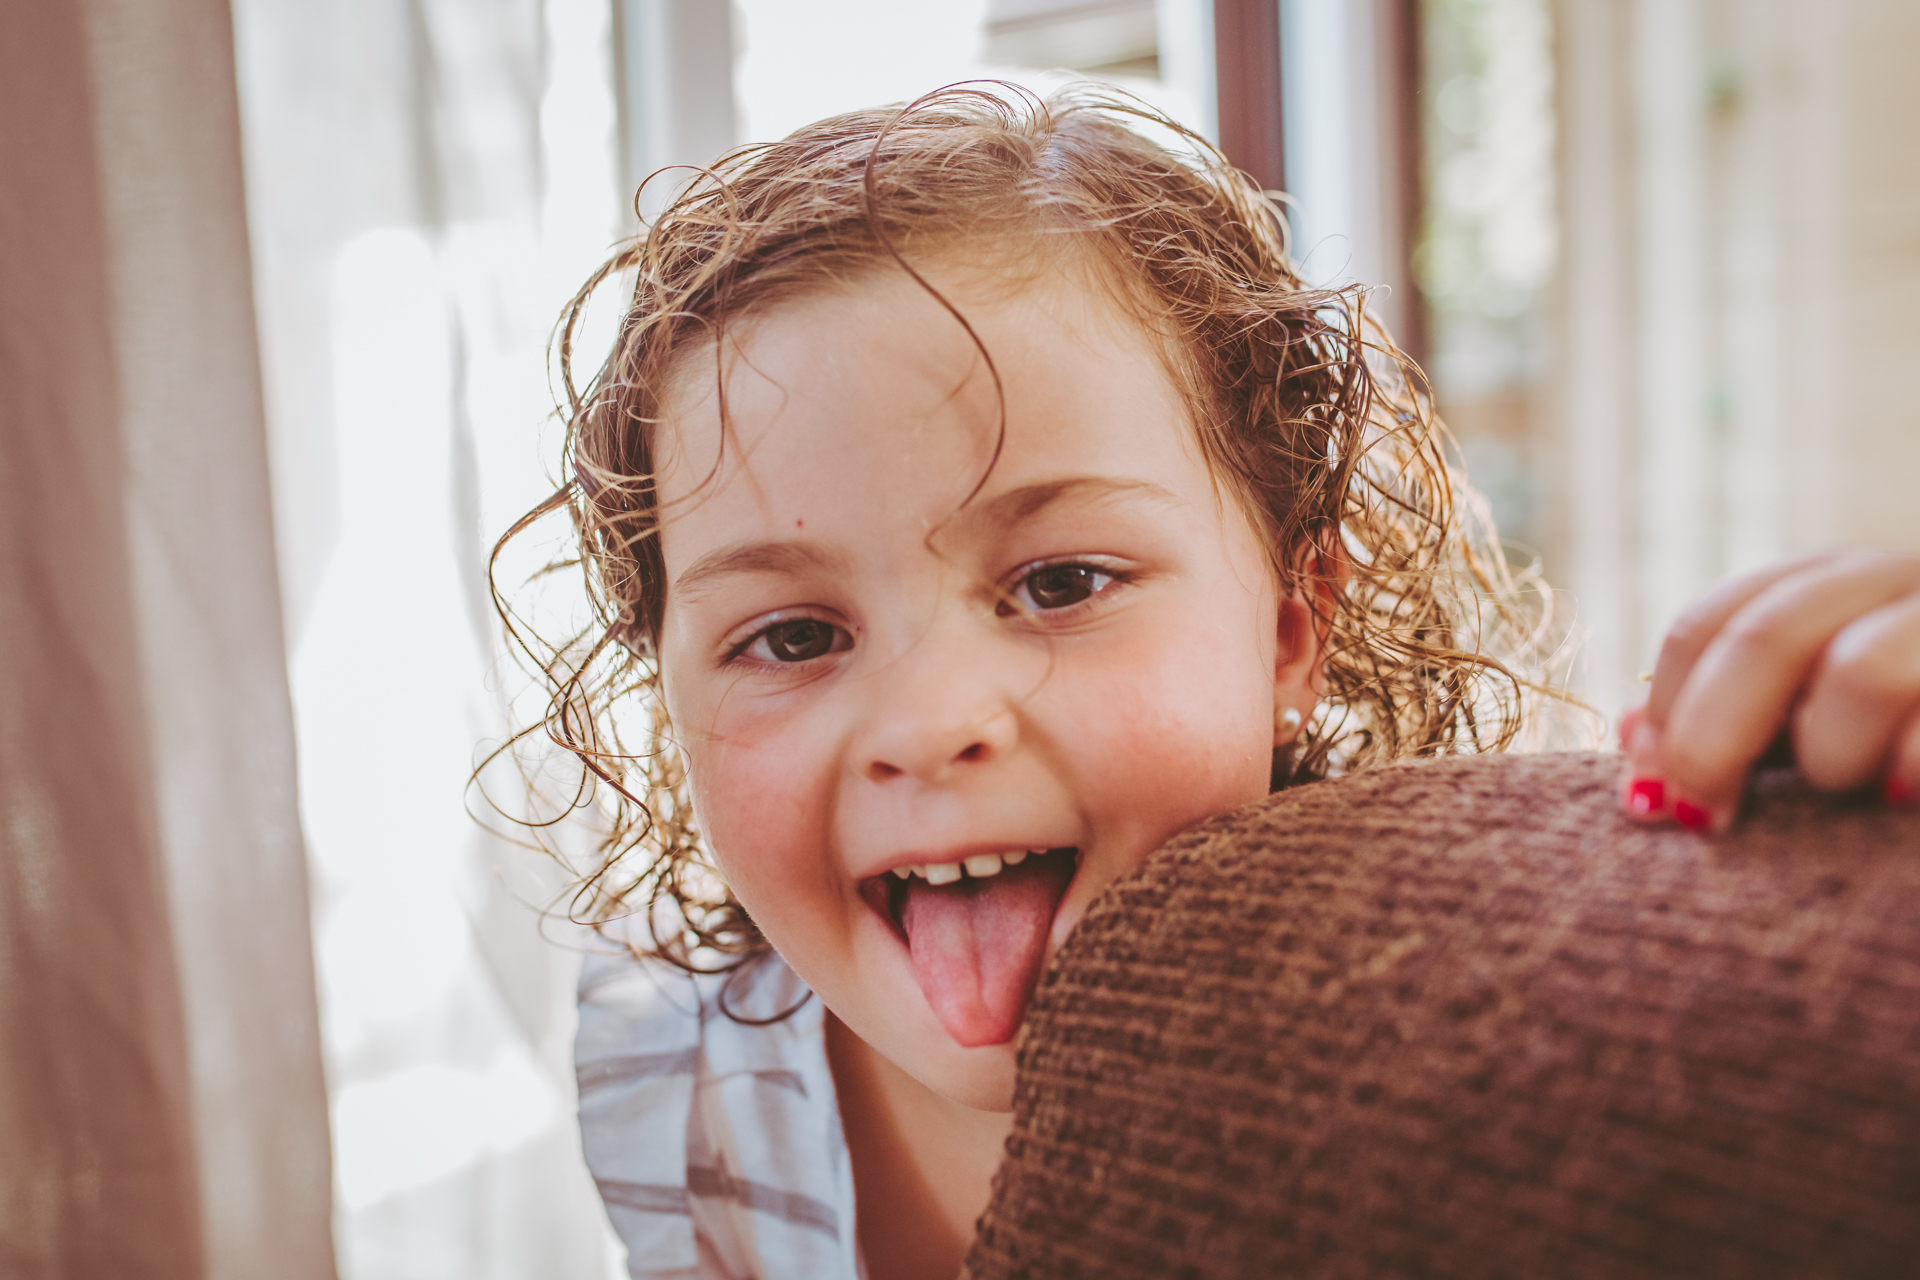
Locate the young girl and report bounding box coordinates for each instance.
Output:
[498,87,1920,1280]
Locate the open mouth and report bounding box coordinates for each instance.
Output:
[859,847,1079,1049]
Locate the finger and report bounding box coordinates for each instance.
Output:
[1663,552,1920,829]
[1889,706,1920,807]
[1645,554,1840,731]
[1618,700,1647,754]
[1794,591,1920,790]
[1616,701,1669,819]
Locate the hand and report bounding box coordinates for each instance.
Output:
[1619,551,1920,832]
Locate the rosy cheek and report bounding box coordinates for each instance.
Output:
[690,715,833,897]
[1074,633,1271,846]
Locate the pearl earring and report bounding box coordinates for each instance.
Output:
[1275,705,1303,741]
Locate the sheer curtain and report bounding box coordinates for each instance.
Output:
[2,0,331,1275]
[231,0,626,1275]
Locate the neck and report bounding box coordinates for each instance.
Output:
[824,1012,1012,1280]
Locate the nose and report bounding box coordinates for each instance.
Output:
[851,629,1020,786]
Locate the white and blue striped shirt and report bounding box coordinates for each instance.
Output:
[575,926,865,1280]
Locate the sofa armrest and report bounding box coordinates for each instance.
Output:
[966,752,1920,1280]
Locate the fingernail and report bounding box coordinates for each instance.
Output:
[1674,799,1713,833]
[1886,777,1916,807]
[1627,777,1666,817]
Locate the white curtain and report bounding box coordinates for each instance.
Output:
[231,0,627,1275]
[2,0,332,1276]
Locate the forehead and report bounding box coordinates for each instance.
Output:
[651,267,1211,554]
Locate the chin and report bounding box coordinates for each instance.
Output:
[929,1040,1020,1112]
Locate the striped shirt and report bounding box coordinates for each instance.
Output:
[575,926,865,1280]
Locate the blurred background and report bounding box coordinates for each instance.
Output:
[5,1,1918,1277]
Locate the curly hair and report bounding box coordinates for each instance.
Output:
[492,84,1557,971]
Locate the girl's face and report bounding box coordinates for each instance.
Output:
[655,265,1319,1110]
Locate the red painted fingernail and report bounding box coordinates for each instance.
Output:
[1674,800,1713,833]
[1628,777,1665,817]
[1886,777,1916,807]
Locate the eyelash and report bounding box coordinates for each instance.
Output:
[998,558,1130,617]
[723,614,850,668]
[720,559,1131,668]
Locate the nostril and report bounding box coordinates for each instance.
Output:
[865,742,990,782]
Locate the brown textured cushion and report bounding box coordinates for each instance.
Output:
[964,752,1920,1280]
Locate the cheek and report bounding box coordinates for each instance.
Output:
[1063,615,1276,848]
[682,701,842,908]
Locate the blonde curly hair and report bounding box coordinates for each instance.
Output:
[492,85,1554,971]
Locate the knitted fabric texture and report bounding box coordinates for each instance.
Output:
[963,752,1920,1280]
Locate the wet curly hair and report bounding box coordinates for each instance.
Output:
[492,84,1557,971]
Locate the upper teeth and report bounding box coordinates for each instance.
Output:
[892,848,1048,882]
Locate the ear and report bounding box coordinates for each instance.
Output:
[1272,534,1348,747]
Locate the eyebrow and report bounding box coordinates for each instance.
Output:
[961,475,1184,530]
[669,477,1180,600]
[672,540,849,602]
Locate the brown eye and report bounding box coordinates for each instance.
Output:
[1018,563,1109,611]
[762,618,839,662]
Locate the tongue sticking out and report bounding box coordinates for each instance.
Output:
[895,850,1076,1048]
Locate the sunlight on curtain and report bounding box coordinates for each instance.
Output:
[2,1,333,1271]
[733,0,1212,152]
[233,0,627,1275]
